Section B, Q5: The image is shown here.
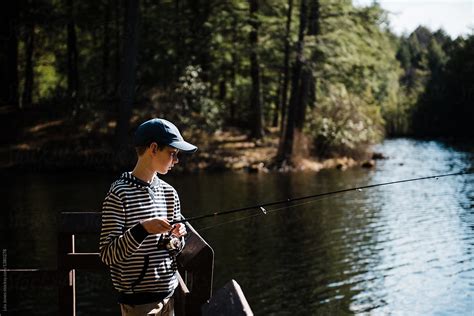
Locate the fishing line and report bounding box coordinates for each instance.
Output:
[198,194,337,232]
[172,170,473,226]
[197,185,467,232]
[201,197,470,238]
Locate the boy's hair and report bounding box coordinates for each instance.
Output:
[135,142,167,156]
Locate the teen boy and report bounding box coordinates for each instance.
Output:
[99,118,197,316]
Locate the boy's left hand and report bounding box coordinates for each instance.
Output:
[170,223,187,237]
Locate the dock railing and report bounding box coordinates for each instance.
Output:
[58,211,214,316]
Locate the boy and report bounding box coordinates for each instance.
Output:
[99,118,197,316]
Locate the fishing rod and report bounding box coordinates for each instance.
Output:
[170,170,473,225]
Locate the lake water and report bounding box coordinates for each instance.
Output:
[1,138,473,315]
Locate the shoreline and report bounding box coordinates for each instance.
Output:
[0,143,381,173]
[1,110,382,173]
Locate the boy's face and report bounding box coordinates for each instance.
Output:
[153,145,179,175]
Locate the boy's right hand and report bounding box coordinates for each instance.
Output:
[140,218,172,234]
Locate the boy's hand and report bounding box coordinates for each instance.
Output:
[171,223,187,237]
[140,217,172,234]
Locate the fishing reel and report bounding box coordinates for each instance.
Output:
[157,233,183,256]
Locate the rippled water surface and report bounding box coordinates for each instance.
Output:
[1,139,473,315]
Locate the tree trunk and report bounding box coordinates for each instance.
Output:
[276,0,308,165]
[174,0,182,80]
[248,0,264,139]
[102,0,111,96]
[66,0,79,102]
[229,53,237,122]
[0,1,19,108]
[218,77,226,100]
[189,0,212,82]
[294,0,319,150]
[115,0,140,146]
[307,0,320,109]
[22,21,35,107]
[229,15,239,123]
[275,0,293,129]
[273,72,283,126]
[308,0,320,36]
[295,67,311,130]
[113,0,121,97]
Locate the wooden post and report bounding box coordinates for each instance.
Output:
[58,212,101,316]
[58,212,215,316]
[57,232,75,316]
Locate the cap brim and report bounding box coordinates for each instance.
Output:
[169,140,198,153]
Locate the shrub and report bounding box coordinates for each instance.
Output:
[307,84,384,158]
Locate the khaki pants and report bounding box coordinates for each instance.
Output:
[120,297,174,316]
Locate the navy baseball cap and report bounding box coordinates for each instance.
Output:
[134,118,198,153]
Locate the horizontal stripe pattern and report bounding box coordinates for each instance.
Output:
[99,172,182,295]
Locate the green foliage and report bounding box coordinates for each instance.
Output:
[35,51,62,100]
[413,35,474,137]
[16,0,67,104]
[173,65,224,132]
[308,84,384,158]
[394,26,473,137]
[308,1,398,152]
[205,0,291,127]
[15,0,472,160]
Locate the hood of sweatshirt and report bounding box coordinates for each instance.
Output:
[119,172,160,189]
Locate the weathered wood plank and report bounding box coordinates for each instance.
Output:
[201,280,253,316]
[177,272,190,295]
[58,212,216,316]
[58,232,75,316]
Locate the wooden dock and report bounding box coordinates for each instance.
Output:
[57,211,252,316]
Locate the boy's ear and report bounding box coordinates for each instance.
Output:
[148,142,156,154]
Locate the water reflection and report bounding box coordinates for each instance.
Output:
[362,140,474,314]
[0,139,473,315]
[174,139,473,315]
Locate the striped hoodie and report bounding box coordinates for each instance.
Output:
[99,172,184,304]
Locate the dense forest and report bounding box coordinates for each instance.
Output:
[1,0,473,169]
